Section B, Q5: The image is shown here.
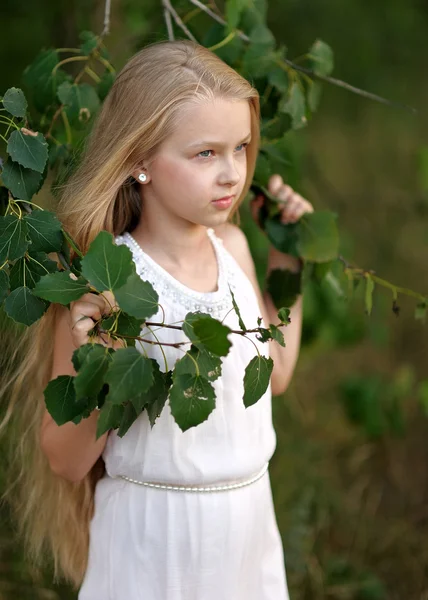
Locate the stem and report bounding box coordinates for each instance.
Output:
[145,325,169,371]
[14,198,45,211]
[95,53,116,74]
[337,255,427,303]
[57,48,82,53]
[208,30,236,52]
[162,0,198,42]
[186,0,417,113]
[85,66,102,83]
[52,55,88,76]
[61,109,72,145]
[184,349,200,376]
[26,254,51,274]
[63,229,84,258]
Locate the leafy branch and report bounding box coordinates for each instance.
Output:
[0,4,426,440]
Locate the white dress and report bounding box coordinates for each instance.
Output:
[78,227,289,600]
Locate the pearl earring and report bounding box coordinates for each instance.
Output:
[138,172,147,183]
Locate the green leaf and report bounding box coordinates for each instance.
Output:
[57,82,100,127]
[0,215,29,263]
[308,81,322,112]
[44,375,90,426]
[96,399,125,439]
[79,30,99,56]
[277,307,291,324]
[265,217,300,256]
[74,344,111,400]
[174,345,222,382]
[254,153,272,187]
[105,347,154,405]
[97,71,115,101]
[267,268,302,309]
[193,317,232,357]
[225,0,249,31]
[22,49,71,113]
[268,65,289,93]
[309,39,334,77]
[182,311,208,345]
[33,270,89,304]
[23,209,63,252]
[9,252,58,290]
[279,82,307,129]
[4,285,47,325]
[0,269,10,302]
[1,159,42,200]
[243,355,273,407]
[297,211,339,262]
[269,324,285,347]
[2,87,28,118]
[81,231,135,292]
[22,48,58,89]
[141,362,172,427]
[229,285,246,330]
[415,301,427,323]
[169,373,216,432]
[7,130,48,173]
[365,275,375,316]
[117,402,139,437]
[114,272,159,320]
[101,310,143,347]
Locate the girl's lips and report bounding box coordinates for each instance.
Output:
[211,195,235,209]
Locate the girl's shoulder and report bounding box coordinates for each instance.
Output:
[212,223,255,282]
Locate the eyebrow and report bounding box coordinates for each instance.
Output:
[186,133,252,149]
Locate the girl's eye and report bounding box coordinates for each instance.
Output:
[196,143,249,159]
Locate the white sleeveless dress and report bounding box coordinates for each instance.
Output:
[78,227,289,600]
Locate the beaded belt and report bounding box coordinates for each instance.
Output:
[109,462,269,493]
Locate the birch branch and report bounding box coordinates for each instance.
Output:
[102,0,111,37]
[162,0,198,42]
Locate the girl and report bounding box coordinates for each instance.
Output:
[1,39,313,599]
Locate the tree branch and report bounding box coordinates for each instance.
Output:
[162,0,198,42]
[102,0,112,37]
[186,0,417,114]
[164,6,175,40]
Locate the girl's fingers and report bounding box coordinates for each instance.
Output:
[268,174,283,196]
[100,290,119,314]
[250,194,265,228]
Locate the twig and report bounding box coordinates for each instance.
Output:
[187,0,417,114]
[162,0,197,42]
[102,0,111,37]
[282,59,418,114]
[187,0,225,27]
[164,6,175,40]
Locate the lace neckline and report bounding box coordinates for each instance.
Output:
[122,228,228,301]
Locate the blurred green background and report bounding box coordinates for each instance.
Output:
[0,0,427,598]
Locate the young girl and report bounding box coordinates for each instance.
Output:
[1,39,313,599]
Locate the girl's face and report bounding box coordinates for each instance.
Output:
[142,97,252,229]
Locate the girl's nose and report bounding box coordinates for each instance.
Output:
[218,160,241,186]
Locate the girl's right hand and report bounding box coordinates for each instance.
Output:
[69,291,124,350]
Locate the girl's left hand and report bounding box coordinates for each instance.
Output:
[251,174,314,227]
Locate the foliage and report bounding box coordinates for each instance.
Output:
[0,4,426,443]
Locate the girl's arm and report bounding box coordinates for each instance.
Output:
[40,301,112,483]
[217,224,302,396]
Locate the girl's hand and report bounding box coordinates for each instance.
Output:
[251,174,314,228]
[69,290,124,350]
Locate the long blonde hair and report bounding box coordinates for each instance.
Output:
[0,39,260,590]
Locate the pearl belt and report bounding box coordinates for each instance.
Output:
[109,462,269,493]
